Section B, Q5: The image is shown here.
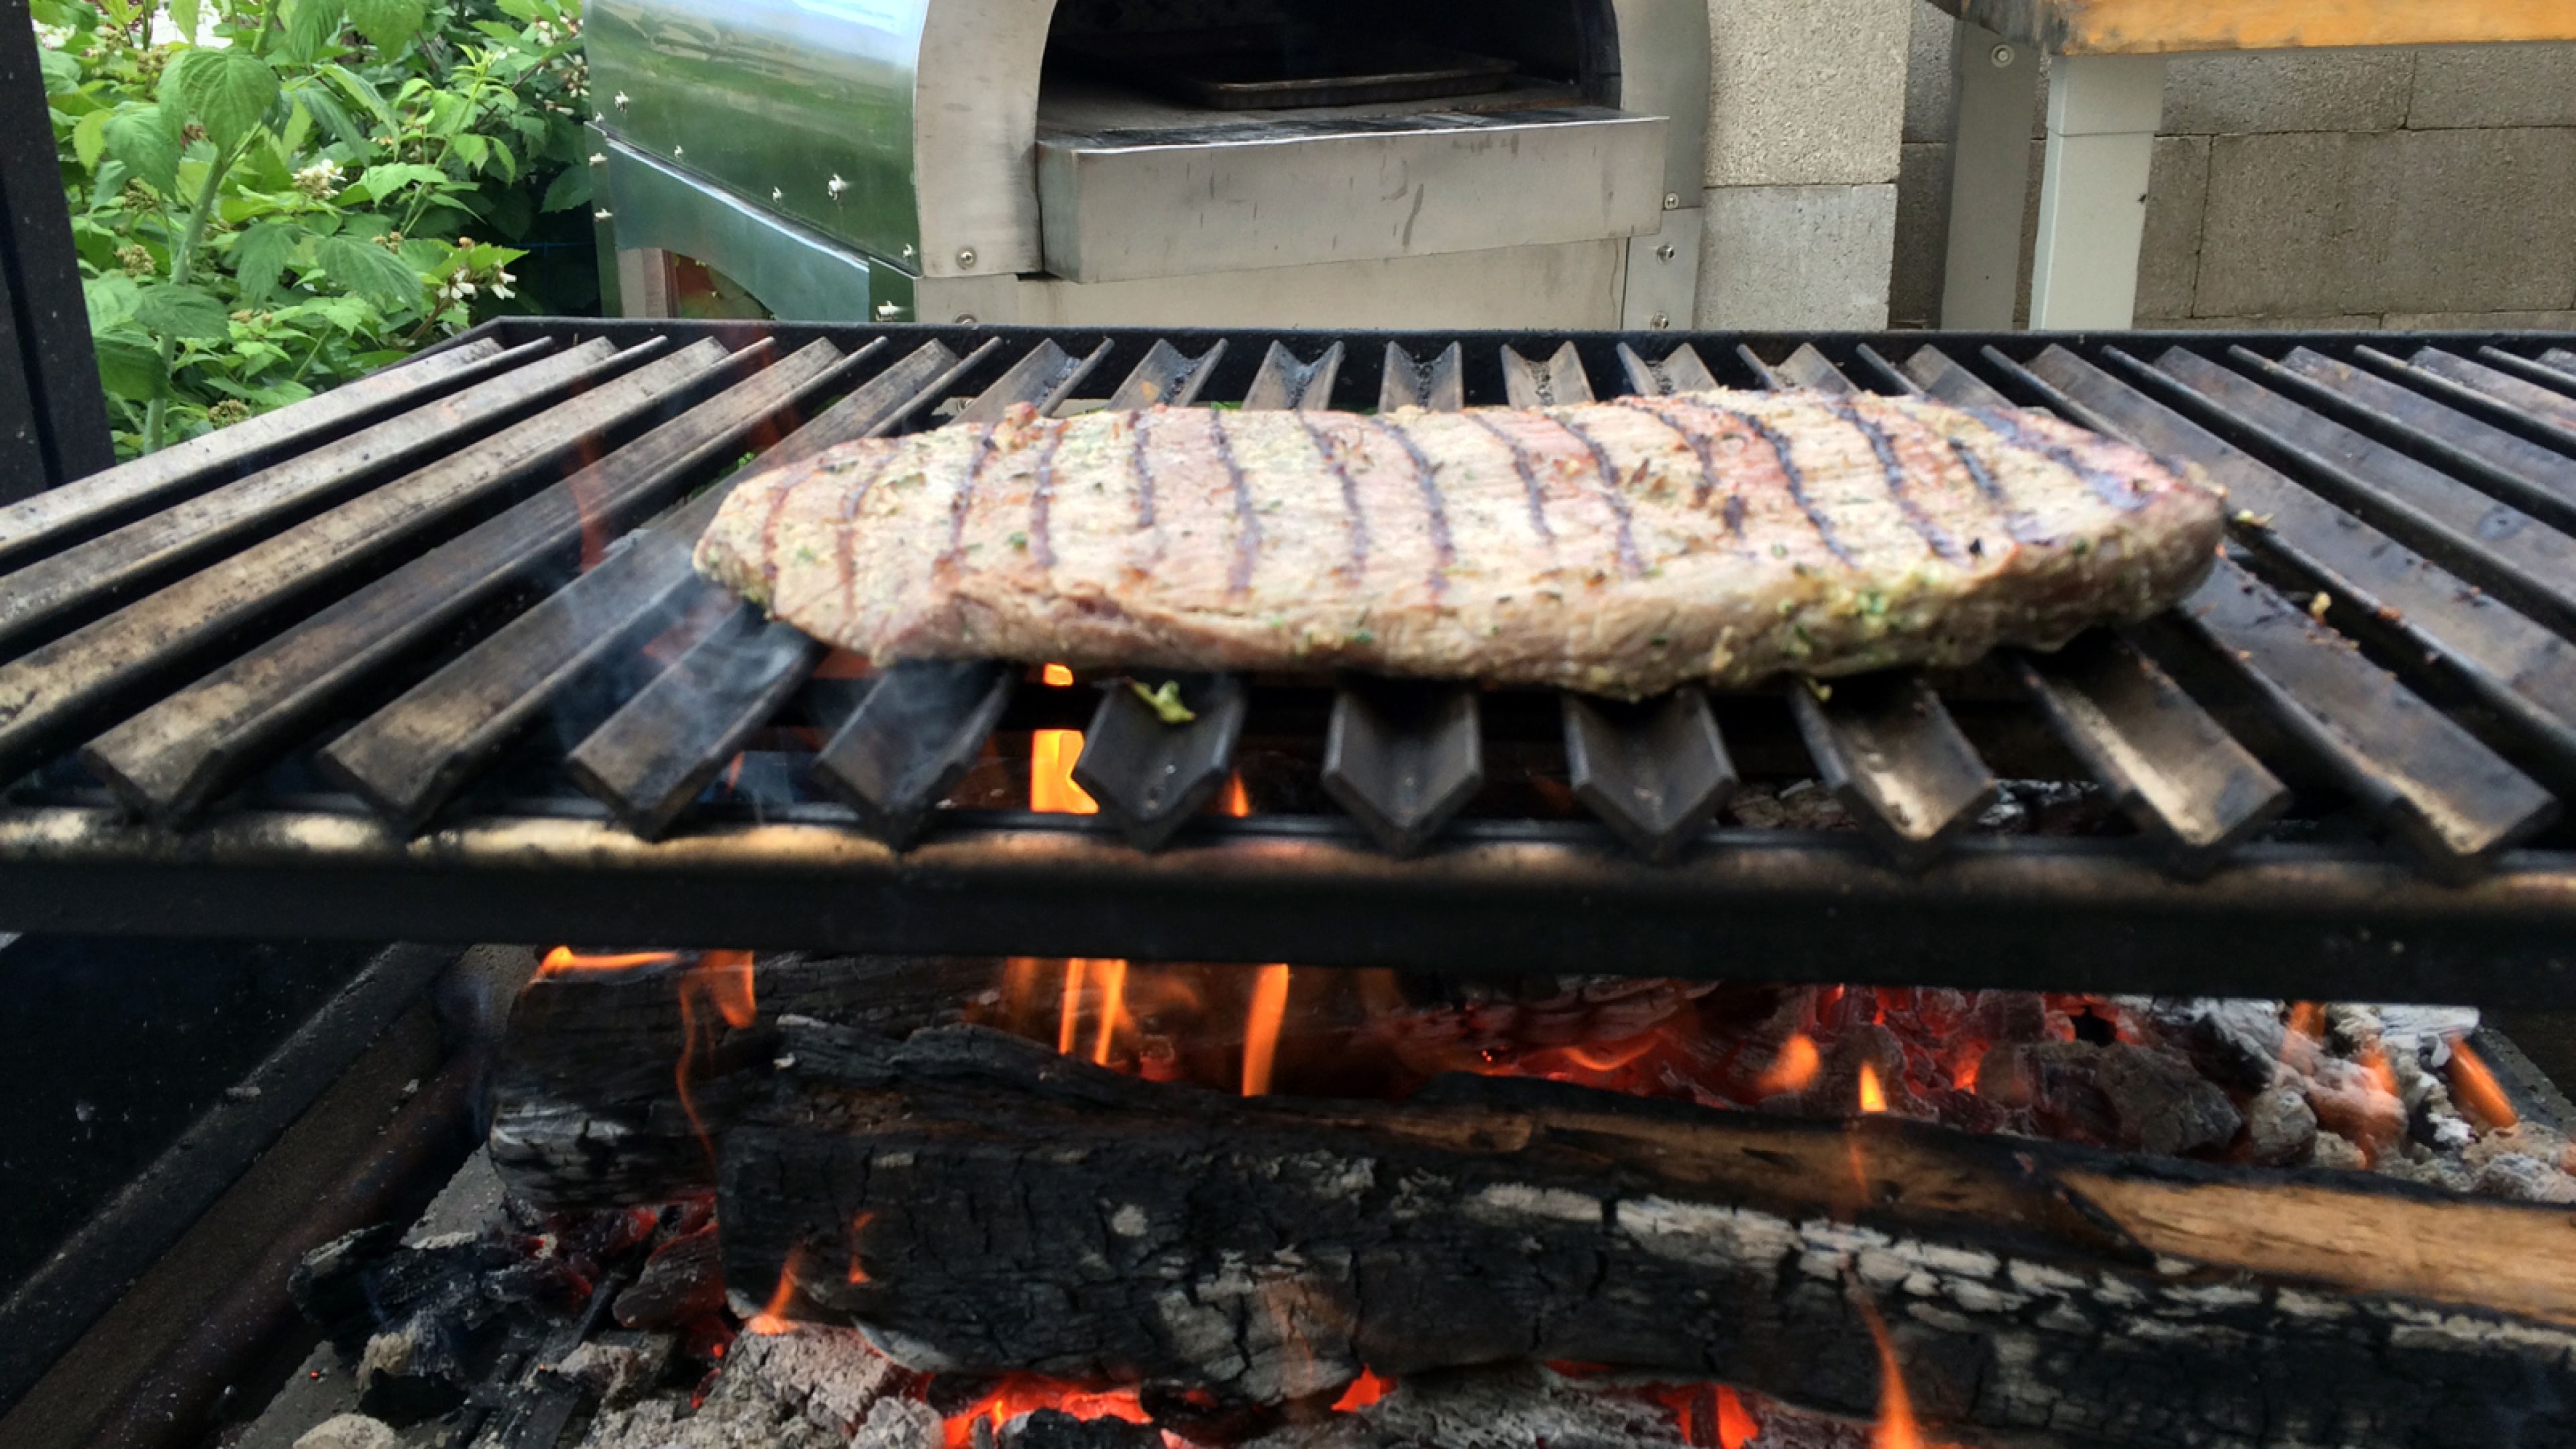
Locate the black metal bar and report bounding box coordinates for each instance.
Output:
[2268,345,2576,538]
[1242,340,1346,411]
[2011,637,2288,875]
[325,341,973,833]
[2473,346,2576,402]
[80,341,862,823]
[1851,343,1919,396]
[1771,342,1860,395]
[1788,675,1998,871]
[1614,341,1719,396]
[2545,347,2576,378]
[1105,338,1226,411]
[1379,341,1464,411]
[0,337,528,570]
[0,943,457,1415]
[1320,678,1486,857]
[0,339,729,782]
[564,602,824,839]
[13,803,2576,1003]
[808,660,1018,845]
[1499,341,1591,407]
[1560,688,1736,861]
[2396,348,2576,451]
[2028,345,2576,774]
[2154,346,2576,635]
[2176,557,2557,880]
[1071,670,1251,849]
[561,343,1065,839]
[0,252,53,490]
[1900,345,2012,409]
[0,339,630,657]
[0,11,112,490]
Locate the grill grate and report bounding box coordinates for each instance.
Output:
[5,321,2576,998]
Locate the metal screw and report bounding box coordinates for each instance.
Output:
[955,247,977,269]
[1662,191,1681,211]
[873,301,902,321]
[1991,44,2016,67]
[1649,311,1671,329]
[1654,243,1677,262]
[954,313,979,325]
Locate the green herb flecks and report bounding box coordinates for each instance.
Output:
[1128,679,1197,725]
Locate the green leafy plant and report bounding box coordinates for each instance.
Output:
[34,0,599,455]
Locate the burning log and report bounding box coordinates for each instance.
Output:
[720,1022,2576,1449]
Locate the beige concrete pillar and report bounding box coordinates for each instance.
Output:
[1695,0,1912,329]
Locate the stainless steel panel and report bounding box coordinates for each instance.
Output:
[916,237,1627,329]
[586,0,927,266]
[1608,0,1711,201]
[1036,107,1668,284]
[598,138,906,323]
[1621,204,1699,330]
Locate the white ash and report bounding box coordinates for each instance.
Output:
[573,1324,898,1449]
[548,1336,674,1407]
[293,1413,404,1449]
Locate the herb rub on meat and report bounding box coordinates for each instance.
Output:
[694,388,2224,698]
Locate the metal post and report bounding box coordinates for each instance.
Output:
[2026,52,2167,331]
[1938,19,2036,330]
[0,0,114,492]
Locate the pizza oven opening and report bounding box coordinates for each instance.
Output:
[584,0,1705,329]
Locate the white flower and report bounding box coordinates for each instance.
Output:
[292,158,345,199]
[491,268,517,301]
[34,22,72,48]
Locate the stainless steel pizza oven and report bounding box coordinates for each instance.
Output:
[582,0,1707,329]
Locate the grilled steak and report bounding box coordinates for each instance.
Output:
[694,389,2224,698]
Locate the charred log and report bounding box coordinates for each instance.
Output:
[720,1023,2576,1449]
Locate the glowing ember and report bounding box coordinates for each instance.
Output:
[1713,1386,1758,1449]
[1857,1061,1888,1114]
[1330,1368,1391,1412]
[2359,1042,2400,1099]
[1242,964,1293,1095]
[941,1376,1151,1449]
[1751,1032,1821,1097]
[2447,1038,2520,1130]
[1041,663,1076,687]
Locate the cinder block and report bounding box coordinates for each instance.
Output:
[2383,310,2576,331]
[1696,183,1898,329]
[1902,1,1959,144]
[2410,44,2576,129]
[2134,315,2384,330]
[1888,142,1952,328]
[2196,129,2576,318]
[1703,0,1911,188]
[2136,136,2210,321]
[2161,50,2413,136]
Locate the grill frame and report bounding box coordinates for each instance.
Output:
[7,319,2576,1001]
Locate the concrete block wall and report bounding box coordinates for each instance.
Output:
[1695,0,1913,328]
[1891,5,2576,331]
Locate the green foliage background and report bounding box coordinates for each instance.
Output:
[30,0,600,456]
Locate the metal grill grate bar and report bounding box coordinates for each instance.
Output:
[2268,347,2576,537]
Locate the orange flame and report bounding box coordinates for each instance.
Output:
[1090,959,1129,1067]
[744,1249,805,1336]
[1858,1061,1888,1114]
[1856,1297,1928,1449]
[847,1211,875,1285]
[1041,663,1076,687]
[699,949,758,1030]
[1059,959,1089,1055]
[537,947,680,976]
[1560,1036,1660,1075]
[1029,730,1097,813]
[1242,964,1293,1096]
[674,949,760,1172]
[1751,1033,1821,1097]
[1332,1368,1391,1413]
[2447,1038,2520,1130]
[2359,1042,2400,1099]
[940,1377,1150,1449]
[1220,772,1251,817]
[2288,1002,2326,1040]
[1000,957,1045,1033]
